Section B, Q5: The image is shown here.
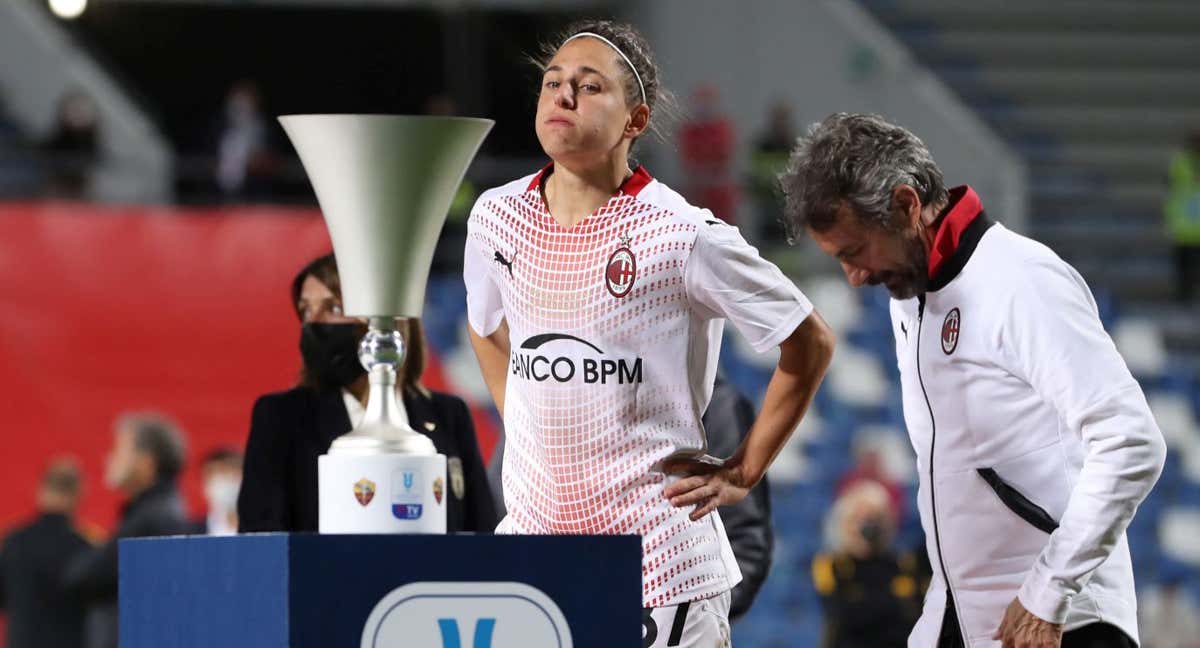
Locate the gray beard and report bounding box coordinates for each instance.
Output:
[874,232,930,300]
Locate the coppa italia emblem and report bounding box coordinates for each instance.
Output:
[605,233,636,298]
[353,478,376,507]
[942,308,961,355]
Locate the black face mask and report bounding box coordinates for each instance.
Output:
[300,322,365,390]
[860,517,888,554]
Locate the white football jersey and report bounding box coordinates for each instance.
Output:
[464,165,812,607]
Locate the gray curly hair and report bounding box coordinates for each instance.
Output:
[116,411,188,481]
[778,113,948,243]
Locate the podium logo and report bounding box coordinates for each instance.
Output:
[438,618,495,648]
[391,470,423,520]
[361,582,572,648]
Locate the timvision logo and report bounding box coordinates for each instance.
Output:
[510,333,642,385]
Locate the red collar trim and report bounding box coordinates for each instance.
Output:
[526,163,552,192]
[621,165,654,197]
[927,185,983,279]
[526,163,654,198]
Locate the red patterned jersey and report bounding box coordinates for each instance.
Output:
[464,165,812,607]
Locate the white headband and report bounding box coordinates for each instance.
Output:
[561,32,647,106]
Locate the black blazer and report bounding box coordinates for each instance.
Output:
[0,513,91,648]
[64,480,190,648]
[704,376,774,621]
[238,385,497,534]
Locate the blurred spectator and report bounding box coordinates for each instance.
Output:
[837,439,904,520]
[679,83,739,223]
[747,100,796,244]
[1139,574,1200,648]
[214,80,277,200]
[42,90,99,199]
[65,412,190,648]
[812,481,924,648]
[424,93,458,119]
[0,458,91,648]
[1165,130,1200,303]
[193,447,242,536]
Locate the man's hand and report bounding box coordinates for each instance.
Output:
[993,597,1063,648]
[662,455,755,521]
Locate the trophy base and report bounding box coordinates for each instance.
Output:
[318,452,447,534]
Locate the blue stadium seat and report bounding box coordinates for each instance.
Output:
[1090,287,1120,332]
[421,274,469,353]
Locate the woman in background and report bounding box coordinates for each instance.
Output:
[238,253,497,533]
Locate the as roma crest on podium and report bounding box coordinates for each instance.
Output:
[432,477,444,505]
[353,478,376,507]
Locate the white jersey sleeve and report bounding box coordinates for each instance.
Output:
[684,219,813,353]
[464,214,505,337]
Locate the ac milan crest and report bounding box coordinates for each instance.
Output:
[353,478,376,507]
[942,308,961,355]
[605,234,636,298]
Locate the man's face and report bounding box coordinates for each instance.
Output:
[202,460,241,483]
[202,460,242,512]
[810,204,929,300]
[104,427,140,492]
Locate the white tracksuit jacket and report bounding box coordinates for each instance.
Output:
[890,187,1166,647]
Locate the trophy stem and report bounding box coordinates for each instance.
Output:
[317,317,443,534]
[362,364,406,432]
[327,319,437,456]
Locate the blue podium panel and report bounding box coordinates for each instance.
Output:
[120,534,642,648]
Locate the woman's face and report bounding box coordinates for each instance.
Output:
[296,275,354,324]
[535,37,644,165]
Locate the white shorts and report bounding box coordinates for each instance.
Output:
[642,590,732,648]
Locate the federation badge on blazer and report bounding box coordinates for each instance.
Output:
[605,233,636,298]
[448,456,466,500]
[432,476,445,505]
[353,478,376,507]
[942,308,961,355]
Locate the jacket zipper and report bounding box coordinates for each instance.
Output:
[917,295,966,643]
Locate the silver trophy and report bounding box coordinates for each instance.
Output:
[279,114,493,533]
